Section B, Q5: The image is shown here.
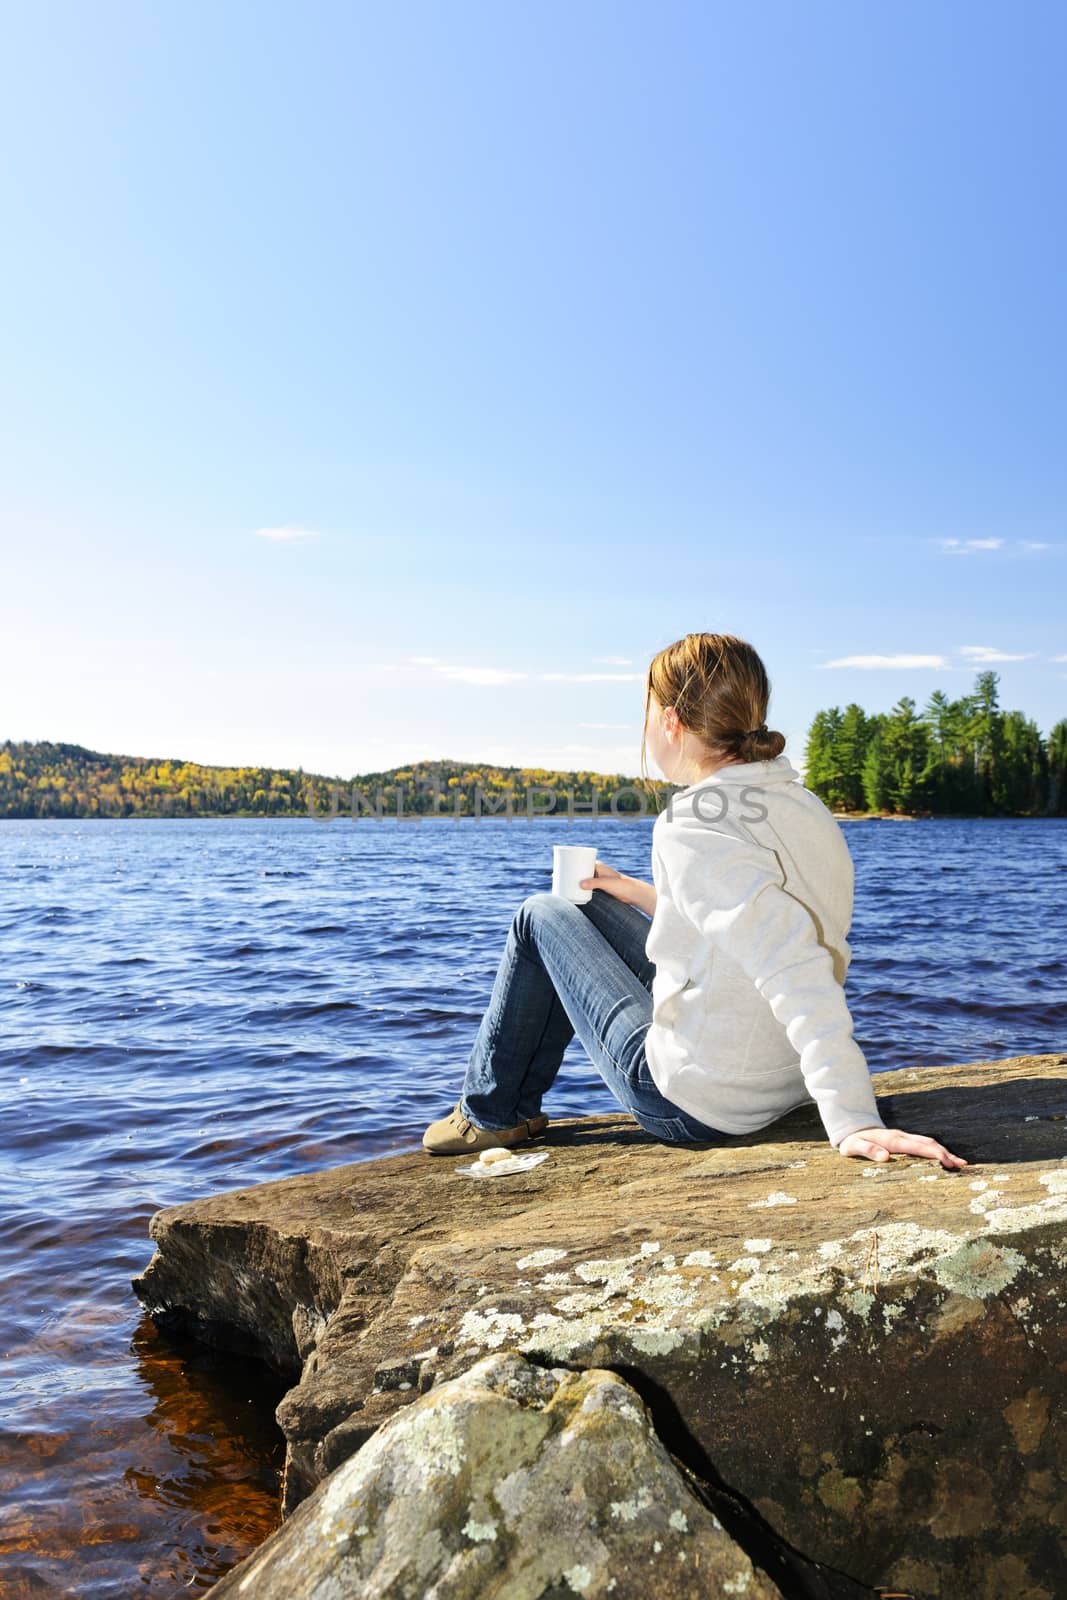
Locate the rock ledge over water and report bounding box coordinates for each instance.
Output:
[133,1051,1067,1597]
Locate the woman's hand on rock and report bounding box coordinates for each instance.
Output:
[837,1126,968,1168]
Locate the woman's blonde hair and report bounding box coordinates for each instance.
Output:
[639,632,786,796]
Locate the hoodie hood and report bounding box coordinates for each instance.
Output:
[671,753,801,797]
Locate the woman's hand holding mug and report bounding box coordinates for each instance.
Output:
[578,860,659,918]
[578,860,632,901]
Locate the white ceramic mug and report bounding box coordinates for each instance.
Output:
[551,844,599,904]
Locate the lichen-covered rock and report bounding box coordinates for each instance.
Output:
[133,1050,1067,1596]
[206,1350,785,1598]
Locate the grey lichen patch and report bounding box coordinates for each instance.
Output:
[969,1189,1006,1215]
[627,1325,690,1357]
[728,1257,767,1279]
[455,1308,527,1350]
[846,1220,962,1275]
[977,1168,1067,1236]
[462,1515,498,1542]
[636,1273,699,1311]
[931,1239,1027,1300]
[563,1563,593,1592]
[516,1248,570,1270]
[879,1300,908,1334]
[692,1218,1004,1338]
[610,1486,654,1521]
[337,1395,467,1496]
[456,1240,720,1363]
[553,1289,623,1315]
[573,1259,636,1289]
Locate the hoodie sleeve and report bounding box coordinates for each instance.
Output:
[655,814,886,1151]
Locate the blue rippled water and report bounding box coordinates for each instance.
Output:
[1,814,1065,1596]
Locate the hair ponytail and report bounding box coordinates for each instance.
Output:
[639,633,785,795]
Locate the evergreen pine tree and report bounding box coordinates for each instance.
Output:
[862,732,892,812]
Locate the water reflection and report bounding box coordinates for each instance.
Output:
[1,1309,288,1597]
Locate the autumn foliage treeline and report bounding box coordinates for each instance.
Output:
[2,671,1063,819]
[0,745,670,820]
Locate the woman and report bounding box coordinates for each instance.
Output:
[423,632,967,1170]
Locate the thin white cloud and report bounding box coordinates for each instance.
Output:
[376,658,526,684]
[591,655,634,666]
[577,721,638,729]
[375,662,643,688]
[957,645,1036,662]
[253,525,323,542]
[1051,654,1067,663]
[436,666,531,686]
[936,537,1004,554]
[818,654,950,669]
[377,659,649,687]
[935,536,1060,555]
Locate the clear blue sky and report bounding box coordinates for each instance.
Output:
[2,0,1064,781]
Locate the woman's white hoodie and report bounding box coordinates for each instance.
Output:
[644,753,887,1150]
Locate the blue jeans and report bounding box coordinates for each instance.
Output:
[460,890,736,1147]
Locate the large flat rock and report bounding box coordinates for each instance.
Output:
[133,1051,1067,1597]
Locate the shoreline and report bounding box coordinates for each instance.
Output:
[829,809,1062,821]
[2,808,1063,824]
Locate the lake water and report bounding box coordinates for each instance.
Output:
[1,815,1065,1596]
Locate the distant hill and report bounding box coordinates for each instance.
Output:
[6,666,1065,821]
[0,741,671,819]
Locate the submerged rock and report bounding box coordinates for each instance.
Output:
[133,1049,1067,1596]
[207,1349,785,1598]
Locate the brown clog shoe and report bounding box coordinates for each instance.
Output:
[422,1101,550,1156]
